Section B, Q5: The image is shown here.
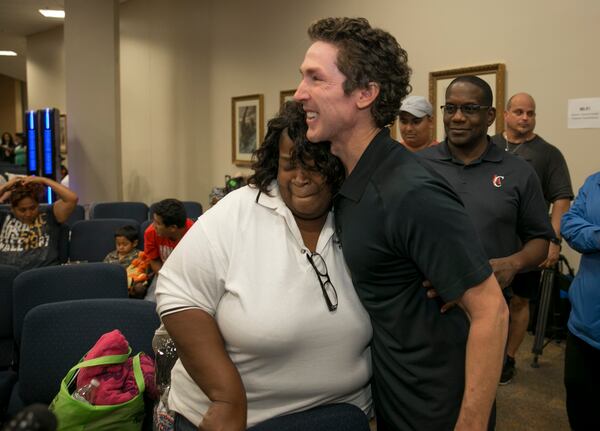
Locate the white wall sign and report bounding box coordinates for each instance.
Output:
[568,98,600,129]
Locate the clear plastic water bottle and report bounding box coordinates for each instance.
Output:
[152,325,178,396]
[152,325,178,431]
[154,388,174,431]
[72,378,100,404]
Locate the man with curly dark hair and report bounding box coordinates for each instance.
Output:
[295,17,508,431]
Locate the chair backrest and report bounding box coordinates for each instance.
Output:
[0,265,19,368]
[0,164,26,176]
[182,201,203,220]
[148,200,203,221]
[12,263,129,346]
[90,202,149,224]
[138,219,153,251]
[17,299,159,405]
[69,218,140,262]
[64,204,86,228]
[57,223,70,264]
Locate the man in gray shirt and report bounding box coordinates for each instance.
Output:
[491,93,573,383]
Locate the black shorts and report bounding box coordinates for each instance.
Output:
[510,270,541,300]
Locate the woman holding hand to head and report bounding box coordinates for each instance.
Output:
[156,102,372,431]
[0,175,78,270]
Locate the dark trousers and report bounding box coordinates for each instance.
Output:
[174,403,369,431]
[564,331,600,430]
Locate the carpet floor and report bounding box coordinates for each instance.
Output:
[496,333,569,430]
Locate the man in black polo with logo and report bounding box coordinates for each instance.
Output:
[420,76,555,380]
[421,79,554,279]
[295,18,508,431]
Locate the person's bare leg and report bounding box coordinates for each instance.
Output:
[507,295,530,358]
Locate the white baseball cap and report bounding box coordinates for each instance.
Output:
[400,96,433,118]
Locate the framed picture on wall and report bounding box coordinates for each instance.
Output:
[232,94,264,166]
[279,89,296,108]
[429,63,506,141]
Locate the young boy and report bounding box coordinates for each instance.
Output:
[103,225,140,268]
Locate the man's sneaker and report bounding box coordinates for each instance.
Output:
[500,356,516,385]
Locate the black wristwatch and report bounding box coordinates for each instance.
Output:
[550,237,561,246]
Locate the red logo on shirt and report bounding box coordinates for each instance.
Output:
[492,175,504,188]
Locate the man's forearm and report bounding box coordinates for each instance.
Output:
[511,238,549,272]
[489,238,548,288]
[456,313,507,429]
[550,198,571,237]
[455,276,509,430]
[542,198,571,268]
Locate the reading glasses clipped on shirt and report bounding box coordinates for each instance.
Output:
[306,252,339,312]
[440,104,491,115]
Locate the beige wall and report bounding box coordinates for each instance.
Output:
[14,80,23,133]
[0,74,24,136]
[120,0,211,204]
[0,33,26,82]
[26,26,65,112]
[65,0,122,204]
[0,74,18,135]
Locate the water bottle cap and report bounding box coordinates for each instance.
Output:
[155,323,169,336]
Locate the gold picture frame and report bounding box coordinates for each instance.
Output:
[232,94,264,166]
[279,89,296,109]
[429,63,506,141]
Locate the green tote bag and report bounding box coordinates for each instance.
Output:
[49,348,146,431]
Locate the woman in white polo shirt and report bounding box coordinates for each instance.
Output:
[156,102,372,431]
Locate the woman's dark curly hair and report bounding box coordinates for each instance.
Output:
[248,101,345,195]
[9,181,44,207]
[307,17,412,128]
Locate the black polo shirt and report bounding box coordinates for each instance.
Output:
[419,139,554,260]
[491,134,573,207]
[334,129,492,430]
